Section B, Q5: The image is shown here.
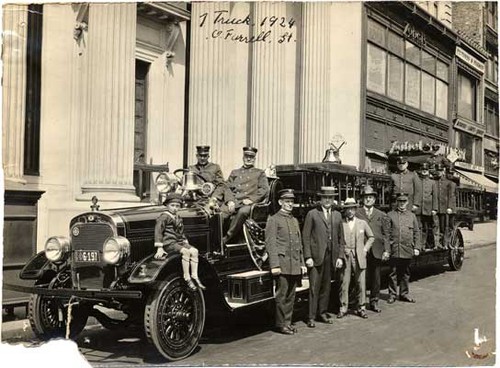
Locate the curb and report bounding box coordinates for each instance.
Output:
[464,241,496,251]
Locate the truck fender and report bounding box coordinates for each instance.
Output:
[128,253,229,314]
[19,251,54,280]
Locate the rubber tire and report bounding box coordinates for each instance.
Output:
[28,293,89,340]
[144,274,205,361]
[448,228,465,271]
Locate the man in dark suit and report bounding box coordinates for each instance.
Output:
[188,145,226,202]
[266,189,306,335]
[391,156,422,213]
[302,187,345,328]
[355,185,390,313]
[222,147,269,244]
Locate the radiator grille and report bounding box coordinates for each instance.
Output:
[71,222,114,252]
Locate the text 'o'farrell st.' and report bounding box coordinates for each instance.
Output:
[199,10,296,44]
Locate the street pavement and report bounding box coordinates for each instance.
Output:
[2,234,496,366]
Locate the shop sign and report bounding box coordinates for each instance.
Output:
[454,119,485,137]
[455,161,484,172]
[403,23,426,46]
[456,47,485,73]
[484,137,499,152]
[388,140,466,161]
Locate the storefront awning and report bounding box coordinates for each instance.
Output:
[456,169,498,194]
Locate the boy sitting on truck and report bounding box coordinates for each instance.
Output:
[154,192,206,291]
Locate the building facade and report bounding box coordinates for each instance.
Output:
[2,2,498,291]
[452,2,499,183]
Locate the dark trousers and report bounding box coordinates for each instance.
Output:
[388,258,411,297]
[435,214,454,246]
[420,215,439,248]
[275,274,300,328]
[367,253,381,303]
[308,248,331,320]
[222,205,252,241]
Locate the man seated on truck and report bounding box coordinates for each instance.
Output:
[154,192,206,291]
[221,146,269,244]
[188,145,226,204]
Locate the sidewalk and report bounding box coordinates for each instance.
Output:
[2,221,498,343]
[460,220,498,249]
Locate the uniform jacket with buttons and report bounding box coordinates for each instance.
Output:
[387,209,420,259]
[342,217,374,269]
[154,211,187,251]
[302,207,345,267]
[434,176,457,214]
[188,162,226,200]
[391,170,422,209]
[225,166,269,208]
[355,207,390,259]
[265,210,304,275]
[415,177,438,216]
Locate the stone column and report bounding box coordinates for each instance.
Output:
[250,2,293,169]
[79,3,138,201]
[2,5,28,184]
[188,2,231,170]
[299,3,332,163]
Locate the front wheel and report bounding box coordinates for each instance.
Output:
[448,228,465,271]
[144,274,205,361]
[28,293,89,340]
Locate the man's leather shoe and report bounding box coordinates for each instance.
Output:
[356,309,368,319]
[306,319,316,328]
[337,311,346,319]
[288,324,297,333]
[185,279,197,291]
[276,326,294,335]
[399,296,416,303]
[318,314,333,324]
[192,278,206,290]
[387,295,397,304]
[369,302,381,313]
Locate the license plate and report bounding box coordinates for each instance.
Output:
[74,250,100,263]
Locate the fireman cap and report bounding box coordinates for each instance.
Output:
[196,145,210,156]
[243,146,258,156]
[278,188,295,200]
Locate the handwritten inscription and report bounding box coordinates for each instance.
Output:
[199,10,296,44]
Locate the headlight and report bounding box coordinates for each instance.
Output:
[155,172,178,194]
[103,236,130,265]
[44,236,70,262]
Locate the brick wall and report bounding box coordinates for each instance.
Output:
[452,2,485,45]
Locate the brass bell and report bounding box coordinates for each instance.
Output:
[322,148,341,164]
[182,171,199,191]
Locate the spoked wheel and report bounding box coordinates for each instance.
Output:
[448,228,465,271]
[144,274,205,361]
[28,275,89,340]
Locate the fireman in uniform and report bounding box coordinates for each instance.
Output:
[222,146,269,244]
[391,156,422,213]
[188,145,226,202]
[416,162,439,249]
[387,192,420,304]
[433,164,457,247]
[265,189,306,335]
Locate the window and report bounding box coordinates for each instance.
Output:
[367,44,386,94]
[486,2,498,30]
[485,99,499,137]
[457,71,477,121]
[134,60,150,199]
[366,18,449,120]
[23,4,43,175]
[456,131,482,166]
[485,52,498,83]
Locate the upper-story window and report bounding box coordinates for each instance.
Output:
[366,18,449,120]
[457,70,478,122]
[484,98,499,137]
[486,2,497,30]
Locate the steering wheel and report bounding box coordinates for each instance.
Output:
[173,168,207,183]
